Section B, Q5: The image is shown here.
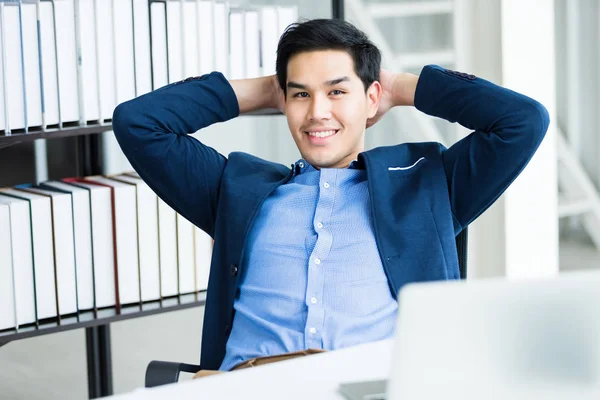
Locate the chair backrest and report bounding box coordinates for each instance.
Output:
[455,227,468,279]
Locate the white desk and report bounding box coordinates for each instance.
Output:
[105,337,600,400]
[108,339,392,400]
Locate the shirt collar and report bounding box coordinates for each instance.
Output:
[291,159,364,176]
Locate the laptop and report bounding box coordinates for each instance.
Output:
[339,270,600,400]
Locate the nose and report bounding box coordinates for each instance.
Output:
[307,93,332,121]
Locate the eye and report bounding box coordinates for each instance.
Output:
[293,92,309,98]
[330,89,345,96]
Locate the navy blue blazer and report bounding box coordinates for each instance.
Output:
[112,65,549,369]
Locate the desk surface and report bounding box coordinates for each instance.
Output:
[109,339,393,400]
[107,337,600,400]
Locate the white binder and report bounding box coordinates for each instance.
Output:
[109,175,161,303]
[21,1,43,129]
[196,0,214,75]
[0,189,58,320]
[112,0,136,104]
[244,9,260,79]
[0,200,17,330]
[228,9,244,80]
[85,176,141,306]
[259,6,278,76]
[22,186,78,316]
[150,1,168,90]
[213,1,228,75]
[0,195,36,327]
[53,0,79,125]
[63,180,115,309]
[38,0,60,127]
[0,2,7,133]
[43,181,95,311]
[94,0,116,122]
[3,1,27,132]
[74,0,100,124]
[182,0,199,78]
[166,0,183,83]
[132,0,152,96]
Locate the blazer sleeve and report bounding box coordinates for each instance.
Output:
[414,65,550,233]
[112,72,240,237]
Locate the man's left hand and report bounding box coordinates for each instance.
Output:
[367,69,419,128]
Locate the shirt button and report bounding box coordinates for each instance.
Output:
[316,222,323,229]
[323,182,330,189]
[314,258,321,265]
[298,162,304,168]
[310,297,317,304]
[309,327,317,334]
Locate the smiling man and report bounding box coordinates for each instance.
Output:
[283,50,380,169]
[112,19,549,374]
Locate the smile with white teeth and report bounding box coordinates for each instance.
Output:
[306,130,338,138]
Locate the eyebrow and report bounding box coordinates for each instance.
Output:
[287,76,351,90]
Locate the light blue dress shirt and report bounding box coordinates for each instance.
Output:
[219,160,398,371]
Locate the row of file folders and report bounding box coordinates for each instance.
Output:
[0,0,298,134]
[0,173,214,331]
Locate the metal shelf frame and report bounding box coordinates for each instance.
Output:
[0,293,207,344]
[0,293,206,398]
[0,124,113,150]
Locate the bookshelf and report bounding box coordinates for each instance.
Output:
[0,0,344,398]
[0,292,207,342]
[0,124,110,150]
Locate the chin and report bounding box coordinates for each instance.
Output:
[305,157,340,169]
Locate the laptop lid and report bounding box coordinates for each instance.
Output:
[387,270,600,399]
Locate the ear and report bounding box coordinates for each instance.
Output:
[366,81,382,119]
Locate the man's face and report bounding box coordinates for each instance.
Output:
[284,50,381,169]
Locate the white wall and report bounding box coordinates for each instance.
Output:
[468,0,559,279]
[500,0,558,278]
[457,0,507,278]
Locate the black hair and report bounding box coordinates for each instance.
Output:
[276,18,381,95]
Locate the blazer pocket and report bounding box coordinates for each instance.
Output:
[387,157,427,176]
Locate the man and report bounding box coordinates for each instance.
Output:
[112,19,549,373]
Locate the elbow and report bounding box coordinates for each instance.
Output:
[112,101,132,141]
[515,99,550,152]
[529,100,551,146]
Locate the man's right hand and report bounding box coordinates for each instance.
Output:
[230,75,285,114]
[272,76,285,114]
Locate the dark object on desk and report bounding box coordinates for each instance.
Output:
[338,379,387,400]
[144,228,469,388]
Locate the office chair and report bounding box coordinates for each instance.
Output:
[456,227,468,280]
[144,227,469,388]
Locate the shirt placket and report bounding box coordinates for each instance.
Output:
[304,169,336,349]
